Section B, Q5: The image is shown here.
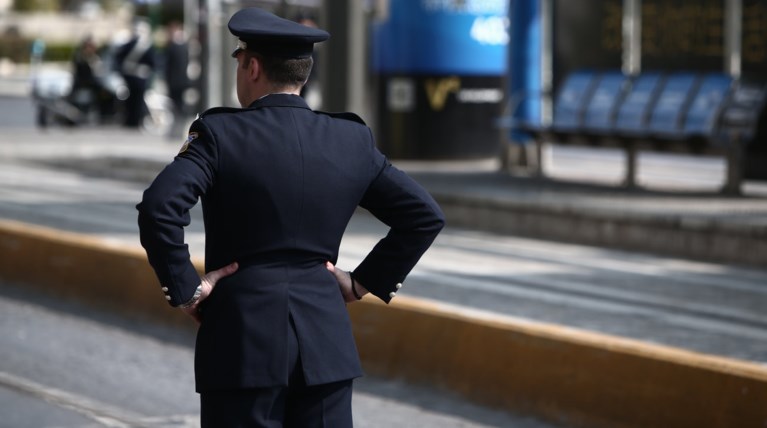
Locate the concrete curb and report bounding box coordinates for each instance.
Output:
[433,192,767,267]
[350,299,767,428]
[0,219,195,328]
[2,219,766,428]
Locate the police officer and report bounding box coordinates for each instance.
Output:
[137,7,444,428]
[114,18,156,128]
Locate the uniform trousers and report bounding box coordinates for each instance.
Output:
[200,316,354,428]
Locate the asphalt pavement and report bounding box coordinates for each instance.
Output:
[1,277,558,428]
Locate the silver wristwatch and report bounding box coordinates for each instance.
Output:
[179,284,203,308]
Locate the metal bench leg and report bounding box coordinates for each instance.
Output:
[534,139,545,178]
[722,139,743,196]
[499,141,526,173]
[623,142,638,189]
[499,142,512,173]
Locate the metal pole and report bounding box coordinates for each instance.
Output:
[723,0,743,195]
[724,0,742,77]
[539,0,553,126]
[205,0,224,108]
[722,134,743,195]
[346,0,367,117]
[623,0,641,75]
[623,0,641,188]
[320,0,349,112]
[536,0,554,178]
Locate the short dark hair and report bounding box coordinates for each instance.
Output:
[241,51,313,89]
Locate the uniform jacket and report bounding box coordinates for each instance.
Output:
[137,94,444,392]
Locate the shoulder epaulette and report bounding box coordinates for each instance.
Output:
[317,111,367,125]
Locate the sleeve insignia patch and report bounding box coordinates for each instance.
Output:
[179,132,198,154]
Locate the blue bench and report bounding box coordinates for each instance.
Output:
[581,71,630,136]
[647,72,702,141]
[550,70,600,135]
[612,72,665,139]
[504,69,765,194]
[683,73,733,146]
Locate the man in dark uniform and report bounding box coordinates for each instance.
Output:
[163,21,191,138]
[114,18,156,128]
[137,7,444,428]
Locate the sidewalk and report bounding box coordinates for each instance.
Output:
[3,126,766,267]
[408,163,767,267]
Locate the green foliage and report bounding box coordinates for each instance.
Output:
[13,0,60,12]
[43,42,76,62]
[12,0,120,12]
[99,0,122,13]
[0,36,75,63]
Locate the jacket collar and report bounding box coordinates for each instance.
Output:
[247,93,309,110]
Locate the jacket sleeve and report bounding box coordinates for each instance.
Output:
[136,120,217,306]
[353,153,445,303]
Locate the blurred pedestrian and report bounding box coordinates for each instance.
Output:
[163,21,191,138]
[114,18,156,128]
[137,7,444,428]
[68,35,104,123]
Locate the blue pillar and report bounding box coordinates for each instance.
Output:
[507,0,542,144]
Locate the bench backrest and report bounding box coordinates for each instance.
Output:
[582,72,629,135]
[648,72,700,138]
[683,73,732,138]
[552,71,599,132]
[613,72,664,136]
